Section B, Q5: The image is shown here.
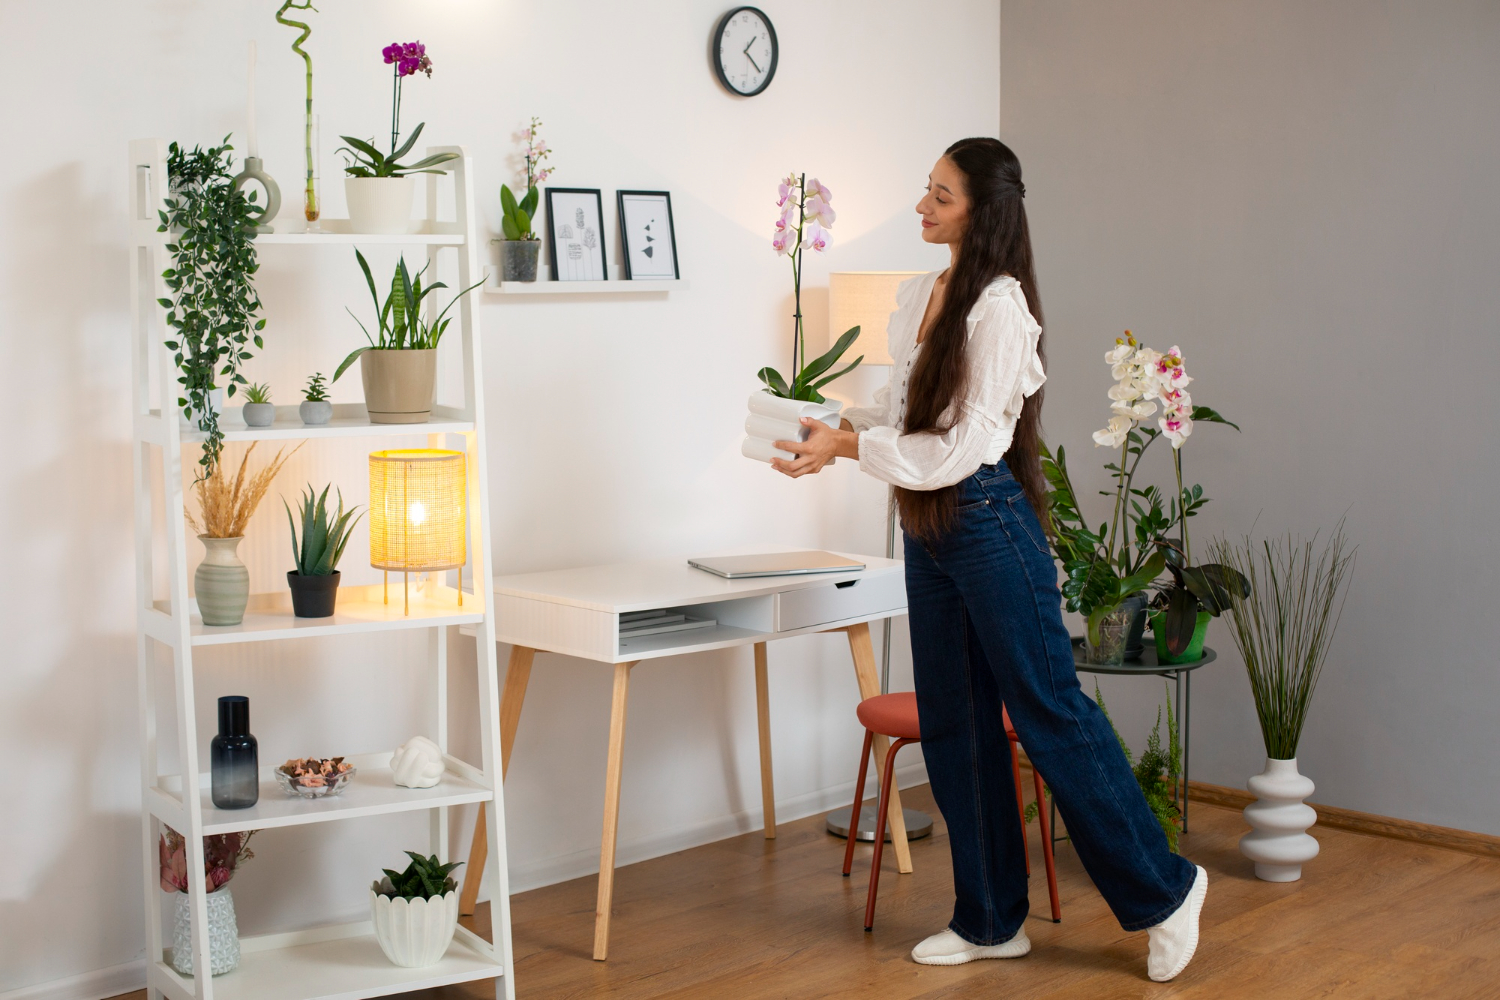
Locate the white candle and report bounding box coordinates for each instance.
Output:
[247,41,258,159]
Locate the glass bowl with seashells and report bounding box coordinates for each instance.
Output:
[275,757,356,798]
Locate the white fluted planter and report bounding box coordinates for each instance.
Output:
[1240,757,1319,882]
[370,889,459,967]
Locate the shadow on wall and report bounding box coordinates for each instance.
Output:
[0,162,143,987]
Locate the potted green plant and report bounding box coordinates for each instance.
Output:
[1147,538,1250,663]
[370,852,463,968]
[1210,525,1355,881]
[159,139,267,479]
[283,484,363,618]
[339,42,458,234]
[494,116,553,282]
[159,827,256,976]
[185,443,299,626]
[299,372,332,425]
[1096,684,1184,852]
[742,173,863,463]
[1043,333,1238,662]
[334,250,482,423]
[241,382,275,428]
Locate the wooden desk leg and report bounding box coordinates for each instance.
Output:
[460,645,536,917]
[594,660,637,961]
[844,622,913,874]
[753,642,776,839]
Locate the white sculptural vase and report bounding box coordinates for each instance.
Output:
[1240,757,1319,882]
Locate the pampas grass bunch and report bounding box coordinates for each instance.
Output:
[186,441,302,539]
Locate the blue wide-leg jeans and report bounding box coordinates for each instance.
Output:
[905,460,1195,945]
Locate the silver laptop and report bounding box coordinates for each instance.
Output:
[688,551,865,579]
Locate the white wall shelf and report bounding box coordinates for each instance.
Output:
[485,277,687,296]
[129,139,515,1000]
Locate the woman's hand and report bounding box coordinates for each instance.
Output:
[770,418,860,478]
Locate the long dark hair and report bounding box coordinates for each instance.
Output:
[897,136,1048,541]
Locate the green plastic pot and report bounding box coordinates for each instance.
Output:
[1150,609,1211,664]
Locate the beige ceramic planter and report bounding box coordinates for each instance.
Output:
[361,349,436,424]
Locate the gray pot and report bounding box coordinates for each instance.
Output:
[195,536,249,627]
[241,402,276,428]
[299,399,333,425]
[361,349,437,424]
[497,240,541,282]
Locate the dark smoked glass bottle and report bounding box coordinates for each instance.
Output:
[210,695,259,809]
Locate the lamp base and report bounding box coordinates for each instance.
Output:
[825,806,933,842]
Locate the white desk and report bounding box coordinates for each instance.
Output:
[459,549,911,960]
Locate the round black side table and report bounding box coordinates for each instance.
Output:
[1061,637,1216,838]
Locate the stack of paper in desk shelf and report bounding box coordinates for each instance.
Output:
[619,609,717,638]
[740,392,844,464]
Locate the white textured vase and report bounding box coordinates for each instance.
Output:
[370,888,459,967]
[1240,757,1319,882]
[345,176,417,234]
[170,887,240,976]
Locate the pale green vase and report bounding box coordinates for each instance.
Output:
[196,536,249,626]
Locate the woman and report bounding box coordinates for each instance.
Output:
[770,137,1207,983]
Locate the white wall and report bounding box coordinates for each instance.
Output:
[1002,1,1500,835]
[0,1,998,994]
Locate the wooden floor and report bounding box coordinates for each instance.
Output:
[117,783,1500,1000]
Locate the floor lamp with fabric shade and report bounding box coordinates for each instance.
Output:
[368,449,467,616]
[825,271,934,843]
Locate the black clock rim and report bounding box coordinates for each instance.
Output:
[713,5,778,97]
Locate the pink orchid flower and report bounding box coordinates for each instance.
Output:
[771,230,793,255]
[805,195,836,226]
[801,220,832,252]
[806,177,832,203]
[777,181,797,207]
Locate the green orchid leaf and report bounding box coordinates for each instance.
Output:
[500,184,518,216]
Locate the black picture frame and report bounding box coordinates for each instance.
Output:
[544,188,608,282]
[616,190,680,281]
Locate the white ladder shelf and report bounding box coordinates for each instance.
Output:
[128,138,515,1000]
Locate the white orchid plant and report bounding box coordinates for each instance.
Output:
[757,173,862,403]
[1042,331,1246,652]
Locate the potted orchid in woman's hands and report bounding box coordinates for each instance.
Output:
[743,173,864,464]
[494,117,553,282]
[340,42,459,234]
[1043,332,1240,663]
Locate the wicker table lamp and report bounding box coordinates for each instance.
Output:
[369,449,467,615]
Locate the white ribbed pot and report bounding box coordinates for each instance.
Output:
[346,176,417,234]
[1240,757,1319,882]
[370,888,459,967]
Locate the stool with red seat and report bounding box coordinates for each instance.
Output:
[842,691,1061,931]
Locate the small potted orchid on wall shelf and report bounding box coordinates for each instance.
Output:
[742,173,864,464]
[339,41,458,234]
[494,117,553,282]
[1042,332,1244,664]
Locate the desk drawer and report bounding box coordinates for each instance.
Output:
[774,567,906,632]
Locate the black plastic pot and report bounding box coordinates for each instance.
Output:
[1122,592,1150,660]
[287,570,340,618]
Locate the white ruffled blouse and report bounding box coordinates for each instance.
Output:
[843,271,1046,491]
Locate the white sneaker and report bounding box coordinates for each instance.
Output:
[1147,865,1209,982]
[910,926,1031,966]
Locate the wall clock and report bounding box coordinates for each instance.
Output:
[713,6,778,97]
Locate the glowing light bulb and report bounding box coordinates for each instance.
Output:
[408,501,427,526]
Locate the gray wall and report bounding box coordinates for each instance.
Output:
[1003,1,1500,833]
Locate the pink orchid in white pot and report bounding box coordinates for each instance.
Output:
[743,173,863,463]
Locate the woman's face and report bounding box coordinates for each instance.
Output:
[916,156,969,246]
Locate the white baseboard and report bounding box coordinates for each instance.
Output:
[503,760,929,896]
[1,961,146,1000]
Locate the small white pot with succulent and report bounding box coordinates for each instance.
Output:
[240,381,275,428]
[299,373,332,426]
[339,42,458,234]
[370,851,463,968]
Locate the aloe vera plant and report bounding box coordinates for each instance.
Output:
[284,484,363,576]
[373,851,463,901]
[333,250,484,382]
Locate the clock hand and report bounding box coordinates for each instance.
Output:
[744,44,764,74]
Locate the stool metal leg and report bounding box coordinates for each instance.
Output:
[865,737,917,931]
[842,730,874,877]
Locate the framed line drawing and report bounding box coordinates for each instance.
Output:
[545,188,608,281]
[616,190,680,280]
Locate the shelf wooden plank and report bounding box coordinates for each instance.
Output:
[154,752,492,835]
[155,919,501,1000]
[256,218,466,245]
[159,585,481,646]
[153,404,474,444]
[486,278,687,296]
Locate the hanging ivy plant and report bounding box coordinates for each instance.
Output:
[157,138,266,478]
